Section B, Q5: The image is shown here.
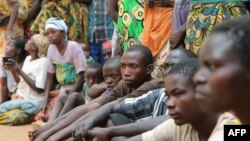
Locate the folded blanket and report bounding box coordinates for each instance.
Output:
[0,109,31,125]
[0,99,42,115]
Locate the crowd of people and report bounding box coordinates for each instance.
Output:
[0,0,250,141]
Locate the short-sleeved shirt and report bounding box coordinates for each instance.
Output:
[119,88,167,121]
[16,56,48,101]
[0,58,17,93]
[95,79,164,106]
[142,113,237,141]
[47,41,87,94]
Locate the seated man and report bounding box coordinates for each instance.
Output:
[126,59,237,141]
[71,48,197,140]
[194,16,250,124]
[31,44,164,141]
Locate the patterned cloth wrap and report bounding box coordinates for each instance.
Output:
[117,0,144,51]
[53,61,77,85]
[185,2,248,54]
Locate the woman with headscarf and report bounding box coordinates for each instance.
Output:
[40,17,87,121]
[30,0,89,43]
[0,0,28,57]
[0,34,49,126]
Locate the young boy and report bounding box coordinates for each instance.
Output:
[31,45,164,141]
[102,40,112,62]
[80,43,94,64]
[88,56,122,99]
[48,62,103,121]
[126,59,237,141]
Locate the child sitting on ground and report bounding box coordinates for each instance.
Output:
[88,56,122,99]
[80,43,94,64]
[82,62,104,103]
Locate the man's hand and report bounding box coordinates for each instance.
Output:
[169,27,186,50]
[88,127,111,141]
[73,122,93,141]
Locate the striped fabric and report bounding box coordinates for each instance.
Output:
[119,88,168,120]
[88,0,114,43]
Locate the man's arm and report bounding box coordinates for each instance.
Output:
[23,0,42,28]
[69,71,85,94]
[108,0,118,23]
[31,101,101,141]
[169,22,186,50]
[5,0,18,40]
[73,88,163,138]
[88,115,168,139]
[73,101,120,139]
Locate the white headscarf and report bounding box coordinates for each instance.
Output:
[45,17,68,33]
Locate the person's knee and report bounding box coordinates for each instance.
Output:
[57,93,69,103]
[68,93,85,104]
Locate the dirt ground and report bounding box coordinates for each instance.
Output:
[0,124,31,141]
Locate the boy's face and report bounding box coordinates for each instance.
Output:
[84,68,102,88]
[121,52,152,88]
[102,48,112,62]
[165,73,204,126]
[81,44,90,57]
[103,64,122,90]
[194,34,249,113]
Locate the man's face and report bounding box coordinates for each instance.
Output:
[194,33,250,113]
[161,50,189,73]
[121,51,151,88]
[165,73,203,125]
